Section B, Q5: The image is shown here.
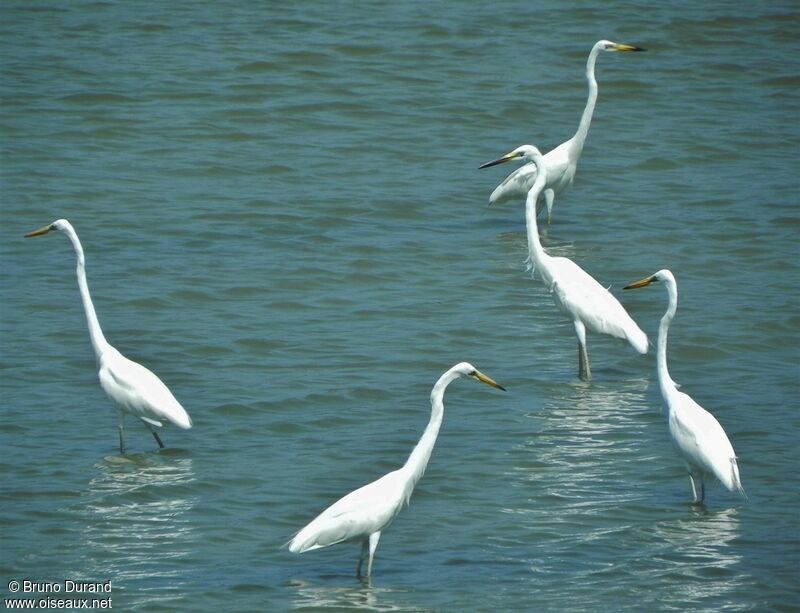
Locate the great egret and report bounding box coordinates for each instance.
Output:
[624,269,744,503]
[480,40,644,222]
[481,145,647,381]
[287,362,505,578]
[25,219,192,453]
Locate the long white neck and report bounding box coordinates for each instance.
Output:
[401,367,461,490]
[62,223,110,359]
[572,42,602,152]
[525,153,549,273]
[657,277,678,405]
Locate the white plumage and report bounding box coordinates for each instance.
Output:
[288,470,408,555]
[98,348,193,430]
[26,219,192,453]
[625,269,744,502]
[487,135,573,217]
[483,40,645,222]
[481,144,647,380]
[287,362,505,578]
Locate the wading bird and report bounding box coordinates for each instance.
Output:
[481,145,647,380]
[480,40,644,222]
[287,362,505,578]
[25,219,192,453]
[624,269,744,503]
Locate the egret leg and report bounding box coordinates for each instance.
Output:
[688,474,700,503]
[535,195,545,219]
[544,189,555,225]
[574,321,591,381]
[700,477,706,503]
[366,531,381,578]
[152,430,165,449]
[143,421,165,449]
[356,539,369,578]
[118,413,126,454]
[578,342,591,381]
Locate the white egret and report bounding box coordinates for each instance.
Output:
[25,219,192,453]
[480,40,644,222]
[624,269,744,503]
[287,362,505,578]
[481,145,647,381]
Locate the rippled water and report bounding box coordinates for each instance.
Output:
[2,2,799,611]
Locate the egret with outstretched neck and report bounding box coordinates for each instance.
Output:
[481,145,647,380]
[287,362,505,578]
[624,269,744,503]
[25,219,192,453]
[480,40,644,222]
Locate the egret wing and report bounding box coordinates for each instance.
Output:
[289,470,406,553]
[549,257,647,352]
[490,163,538,205]
[669,390,740,491]
[98,348,192,429]
[540,142,574,194]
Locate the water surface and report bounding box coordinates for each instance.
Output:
[2,2,799,611]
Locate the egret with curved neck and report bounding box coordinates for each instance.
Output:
[287,362,505,578]
[25,219,192,453]
[481,144,647,380]
[480,40,644,222]
[625,269,744,503]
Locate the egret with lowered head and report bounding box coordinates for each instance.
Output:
[25,219,192,453]
[481,40,644,222]
[625,269,744,503]
[481,145,648,380]
[287,362,505,578]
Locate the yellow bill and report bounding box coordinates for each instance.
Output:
[25,223,54,238]
[624,274,657,290]
[472,369,506,391]
[613,43,645,52]
[479,150,525,170]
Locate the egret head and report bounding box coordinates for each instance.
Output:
[454,362,506,391]
[479,144,543,170]
[25,219,70,238]
[598,40,645,53]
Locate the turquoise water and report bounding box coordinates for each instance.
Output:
[2,2,799,611]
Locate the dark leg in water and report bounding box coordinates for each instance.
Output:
[356,539,369,578]
[688,473,706,504]
[143,421,165,449]
[574,321,591,382]
[152,430,165,449]
[578,341,591,382]
[118,413,126,454]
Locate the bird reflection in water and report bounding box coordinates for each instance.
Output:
[494,378,653,571]
[512,378,652,494]
[287,578,411,611]
[650,507,743,606]
[73,454,196,603]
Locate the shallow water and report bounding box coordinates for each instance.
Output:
[2,2,799,611]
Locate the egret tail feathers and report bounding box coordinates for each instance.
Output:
[629,328,649,355]
[287,529,347,554]
[171,408,193,430]
[731,457,747,499]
